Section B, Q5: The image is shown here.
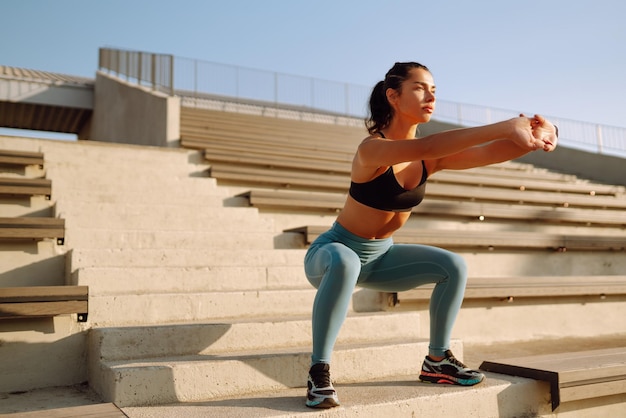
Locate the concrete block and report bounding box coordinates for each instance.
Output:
[97,338,460,407]
[91,312,422,362]
[64,229,277,250]
[55,202,272,231]
[87,288,319,326]
[68,248,306,269]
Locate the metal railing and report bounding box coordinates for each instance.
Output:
[99,48,626,157]
[99,47,174,95]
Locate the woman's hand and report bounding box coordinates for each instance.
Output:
[529,114,558,152]
[506,116,542,150]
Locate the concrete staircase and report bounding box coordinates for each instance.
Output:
[38,139,466,413]
[3,135,622,417]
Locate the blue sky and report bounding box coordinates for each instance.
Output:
[1,0,625,128]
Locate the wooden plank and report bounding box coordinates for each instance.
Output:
[201,142,622,196]
[395,276,626,300]
[0,178,52,197]
[210,164,348,191]
[242,189,626,226]
[210,164,626,209]
[0,217,65,243]
[204,148,350,174]
[0,217,65,227]
[0,286,88,320]
[181,108,583,182]
[286,225,626,251]
[201,138,354,162]
[0,149,44,167]
[0,300,88,318]
[7,402,127,417]
[479,347,626,410]
[0,228,64,241]
[0,286,88,302]
[198,138,624,196]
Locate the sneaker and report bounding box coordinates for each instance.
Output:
[419,350,485,386]
[305,363,340,408]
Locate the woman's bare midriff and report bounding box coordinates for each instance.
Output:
[335,195,412,239]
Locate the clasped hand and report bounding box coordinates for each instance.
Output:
[521,113,558,152]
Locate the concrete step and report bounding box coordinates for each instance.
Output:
[73,264,308,295]
[0,164,46,178]
[39,142,205,173]
[56,186,230,206]
[51,175,219,195]
[0,242,65,286]
[96,338,463,408]
[65,229,282,250]
[119,372,548,417]
[68,248,306,269]
[88,288,320,326]
[56,202,272,230]
[91,312,422,362]
[0,196,54,217]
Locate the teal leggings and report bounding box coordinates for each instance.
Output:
[304,222,467,364]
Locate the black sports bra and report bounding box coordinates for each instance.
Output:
[349,133,428,212]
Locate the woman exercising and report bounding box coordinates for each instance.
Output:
[304,61,558,408]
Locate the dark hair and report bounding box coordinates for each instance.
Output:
[365,62,430,135]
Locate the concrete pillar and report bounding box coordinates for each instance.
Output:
[90,71,180,147]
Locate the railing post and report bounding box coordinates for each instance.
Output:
[151,54,156,91]
[138,52,143,86]
[125,50,130,81]
[169,54,174,96]
[311,78,315,110]
[596,124,604,154]
[274,72,278,106]
[194,59,198,96]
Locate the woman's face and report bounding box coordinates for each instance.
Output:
[390,68,436,124]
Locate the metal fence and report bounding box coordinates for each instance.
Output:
[99,47,174,95]
[99,48,625,157]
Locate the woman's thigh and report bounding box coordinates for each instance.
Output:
[357,243,467,292]
[304,242,362,289]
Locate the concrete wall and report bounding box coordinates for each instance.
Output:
[90,71,180,147]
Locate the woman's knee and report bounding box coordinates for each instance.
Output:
[443,251,468,285]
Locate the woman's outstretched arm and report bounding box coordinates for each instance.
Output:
[356,117,539,168]
[426,114,558,173]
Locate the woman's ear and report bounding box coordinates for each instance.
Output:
[386,88,398,106]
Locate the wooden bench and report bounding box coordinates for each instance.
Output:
[181,106,587,183]
[0,149,44,168]
[0,217,65,244]
[208,160,626,209]
[390,275,626,303]
[480,347,626,410]
[240,189,626,227]
[199,143,622,197]
[286,224,626,252]
[0,177,52,199]
[186,130,569,177]
[181,106,366,140]
[0,286,88,322]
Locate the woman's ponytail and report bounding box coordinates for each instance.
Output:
[365,80,391,135]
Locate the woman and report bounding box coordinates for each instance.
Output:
[303,62,558,409]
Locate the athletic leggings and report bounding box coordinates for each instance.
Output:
[304,222,468,364]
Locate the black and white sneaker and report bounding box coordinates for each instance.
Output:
[306,363,340,408]
[419,350,485,386]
